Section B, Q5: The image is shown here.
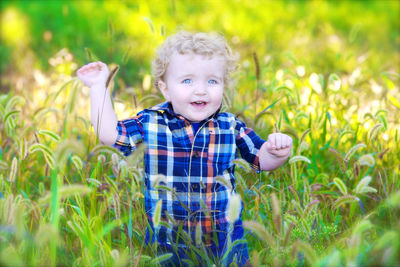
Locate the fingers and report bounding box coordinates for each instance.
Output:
[269,146,291,158]
[267,133,292,150]
[77,61,105,75]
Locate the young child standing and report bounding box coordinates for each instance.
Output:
[77,31,292,266]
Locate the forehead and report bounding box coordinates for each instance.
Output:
[167,52,226,75]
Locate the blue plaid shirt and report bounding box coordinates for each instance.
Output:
[113,102,265,253]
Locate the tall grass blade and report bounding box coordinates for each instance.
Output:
[255,98,281,118]
[121,45,132,64]
[4,95,24,111]
[3,110,19,125]
[85,47,99,61]
[50,169,59,266]
[37,129,61,142]
[106,65,120,89]
[143,17,155,33]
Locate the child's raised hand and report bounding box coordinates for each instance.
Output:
[76,61,109,88]
[266,133,293,158]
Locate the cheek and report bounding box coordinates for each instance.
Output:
[171,88,190,102]
[212,88,224,103]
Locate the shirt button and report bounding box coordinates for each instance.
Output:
[192,184,198,191]
[193,151,200,158]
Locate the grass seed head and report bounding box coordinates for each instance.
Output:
[195,222,202,246]
[333,195,360,210]
[333,177,348,195]
[112,153,119,167]
[216,175,233,191]
[151,174,167,188]
[368,123,384,142]
[118,160,128,178]
[97,154,106,164]
[271,193,281,234]
[8,157,18,183]
[345,143,366,162]
[153,199,162,228]
[71,155,83,171]
[39,185,92,204]
[289,155,311,164]
[354,176,377,195]
[111,249,119,261]
[358,154,375,167]
[227,193,242,223]
[243,220,275,247]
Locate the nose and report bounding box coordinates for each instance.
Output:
[194,83,207,95]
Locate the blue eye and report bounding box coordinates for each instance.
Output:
[182,79,192,84]
[208,79,217,85]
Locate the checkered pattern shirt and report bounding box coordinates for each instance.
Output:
[113,102,265,252]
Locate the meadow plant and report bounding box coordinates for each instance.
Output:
[0,1,399,266]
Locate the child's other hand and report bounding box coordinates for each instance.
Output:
[266,133,292,158]
[77,61,109,88]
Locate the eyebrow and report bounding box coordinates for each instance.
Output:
[176,74,194,80]
[209,75,223,80]
[176,74,223,81]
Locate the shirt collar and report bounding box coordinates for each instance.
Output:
[148,101,222,121]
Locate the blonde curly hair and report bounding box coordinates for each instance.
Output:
[152,31,238,90]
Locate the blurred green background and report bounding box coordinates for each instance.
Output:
[1,0,399,89]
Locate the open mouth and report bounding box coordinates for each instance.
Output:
[191,101,207,107]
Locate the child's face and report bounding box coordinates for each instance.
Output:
[158,53,225,122]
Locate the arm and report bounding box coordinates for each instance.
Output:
[259,133,293,171]
[77,62,118,145]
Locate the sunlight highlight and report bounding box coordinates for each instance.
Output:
[1,7,29,46]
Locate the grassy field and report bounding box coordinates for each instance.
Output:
[0,0,399,266]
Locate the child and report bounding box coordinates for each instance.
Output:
[77,31,292,266]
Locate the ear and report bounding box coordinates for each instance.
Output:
[158,80,170,101]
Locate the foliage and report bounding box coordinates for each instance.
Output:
[0,0,399,266]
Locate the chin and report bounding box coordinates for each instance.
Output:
[187,115,207,122]
[189,117,206,122]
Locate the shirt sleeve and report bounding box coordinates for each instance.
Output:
[235,118,266,172]
[113,113,144,156]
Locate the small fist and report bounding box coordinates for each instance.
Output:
[266,133,292,158]
[76,61,109,87]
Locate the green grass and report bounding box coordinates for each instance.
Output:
[1,0,399,266]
